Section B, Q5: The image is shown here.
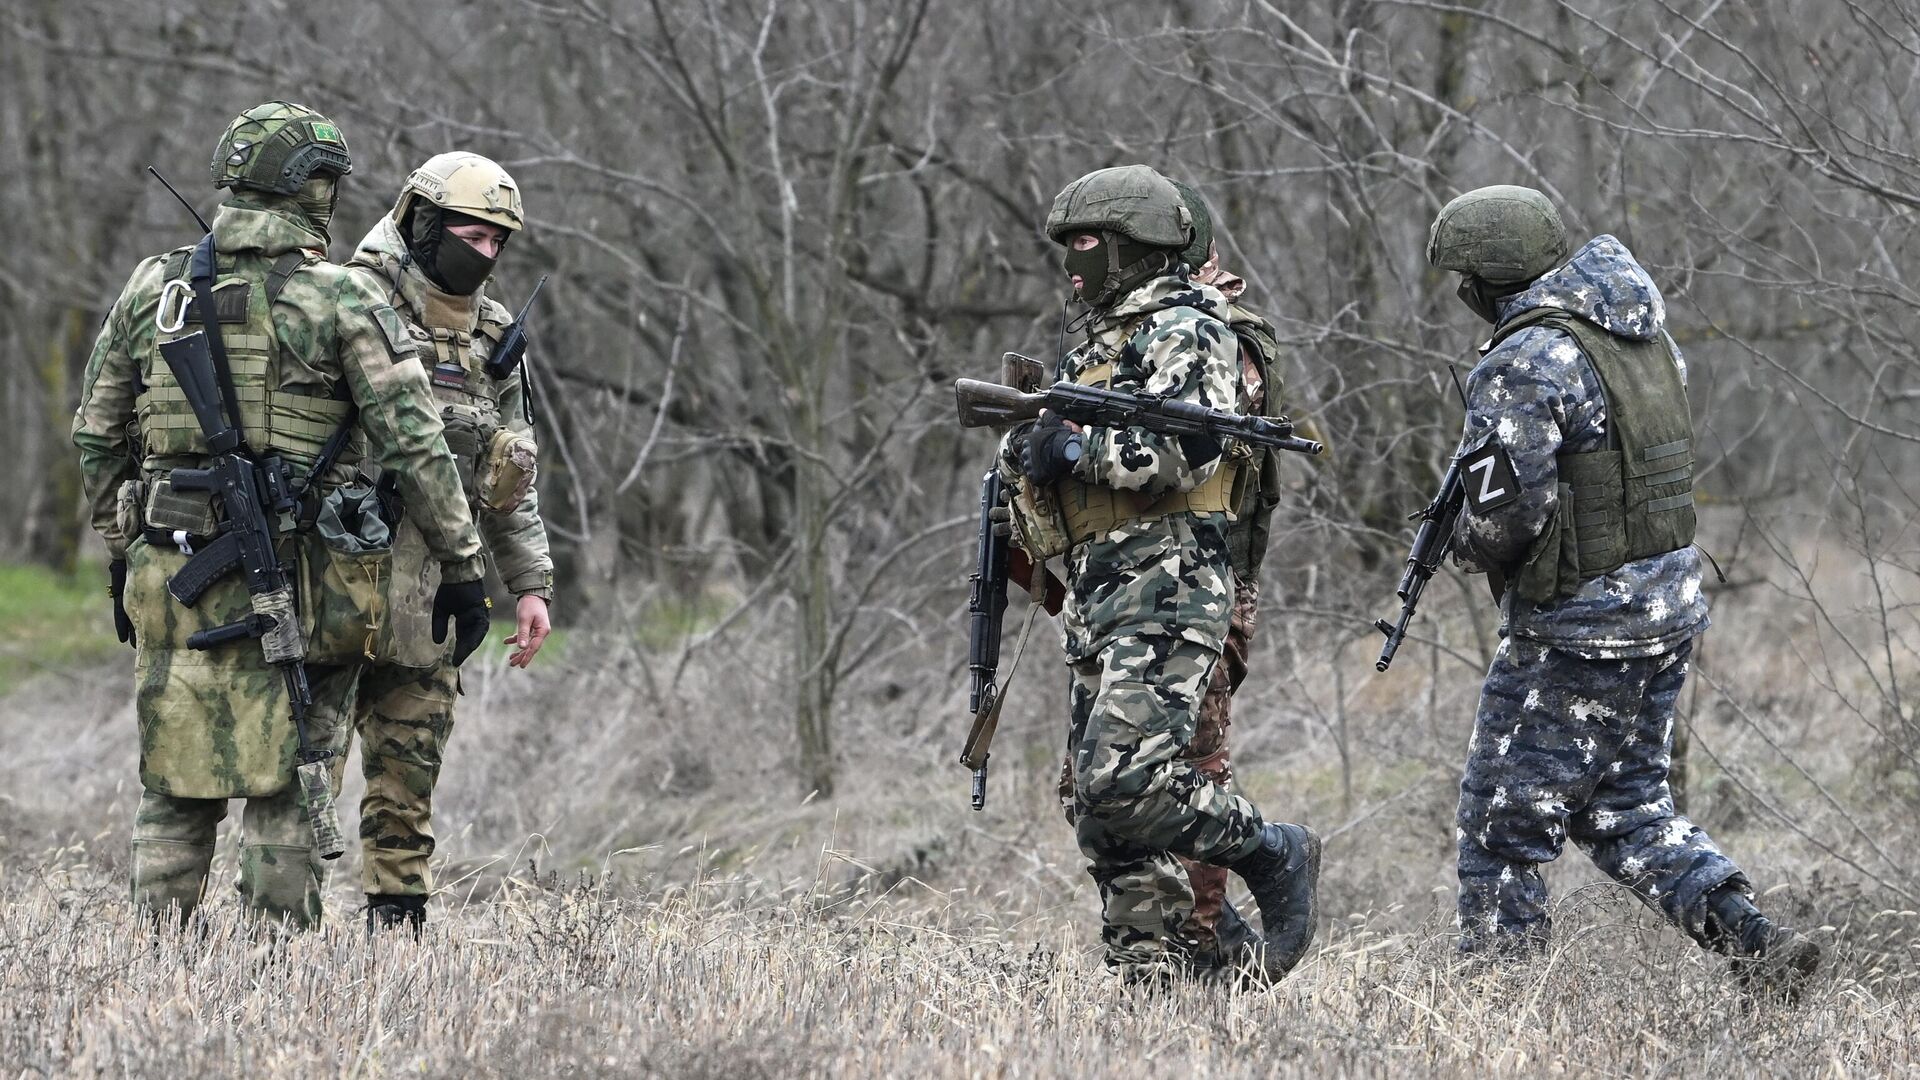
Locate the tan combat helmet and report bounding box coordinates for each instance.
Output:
[392,151,524,233]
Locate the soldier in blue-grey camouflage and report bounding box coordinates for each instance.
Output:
[1002,164,1319,985]
[1432,184,1820,995]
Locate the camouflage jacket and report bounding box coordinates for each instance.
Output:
[1451,234,1708,659]
[346,216,554,601]
[73,196,485,581]
[1024,272,1239,661]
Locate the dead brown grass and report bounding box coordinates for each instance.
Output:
[2,855,1916,1078]
[4,534,1919,1077]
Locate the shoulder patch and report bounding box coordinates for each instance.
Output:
[1460,440,1520,513]
[372,305,419,363]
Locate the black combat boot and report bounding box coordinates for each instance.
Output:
[1706,886,1821,1000]
[1222,822,1321,982]
[1182,899,1266,983]
[366,893,428,938]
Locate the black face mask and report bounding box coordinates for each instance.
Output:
[1456,274,1522,325]
[1062,230,1172,309]
[405,205,501,296]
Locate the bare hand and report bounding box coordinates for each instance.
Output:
[504,594,551,668]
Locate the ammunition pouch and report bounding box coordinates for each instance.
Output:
[439,406,497,503]
[144,473,220,538]
[298,483,396,666]
[1008,475,1074,561]
[477,427,538,515]
[1056,453,1242,546]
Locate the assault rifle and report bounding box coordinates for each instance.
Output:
[1371,454,1465,673]
[954,354,1069,811]
[1372,365,1494,673]
[154,230,346,860]
[954,366,1326,458]
[958,470,1011,811]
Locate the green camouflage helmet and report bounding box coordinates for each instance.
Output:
[209,101,352,195]
[1426,185,1569,284]
[1046,165,1192,249]
[1168,179,1213,269]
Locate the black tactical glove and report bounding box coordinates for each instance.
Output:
[432,578,492,667]
[1020,411,1084,485]
[108,558,134,648]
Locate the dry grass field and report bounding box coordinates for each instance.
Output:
[3,559,1918,1078]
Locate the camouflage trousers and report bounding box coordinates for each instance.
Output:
[353,660,458,897]
[1060,576,1261,953]
[1067,633,1268,971]
[1457,635,1745,952]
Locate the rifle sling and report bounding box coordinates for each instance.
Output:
[294,406,363,531]
[959,603,1041,770]
[188,234,250,455]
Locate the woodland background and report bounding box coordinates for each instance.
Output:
[2,1,1918,1075]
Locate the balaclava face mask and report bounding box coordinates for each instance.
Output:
[405,205,501,296]
[293,175,338,244]
[1456,273,1526,325]
[1062,230,1171,309]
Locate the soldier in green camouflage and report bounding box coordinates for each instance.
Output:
[1007,165,1320,984]
[343,152,555,933]
[72,102,489,930]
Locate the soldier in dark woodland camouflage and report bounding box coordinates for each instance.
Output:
[1432,185,1821,995]
[1005,164,1319,985]
[1048,178,1293,973]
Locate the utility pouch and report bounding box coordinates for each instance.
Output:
[477,427,538,515]
[1221,441,1256,523]
[440,407,498,502]
[1009,480,1072,561]
[145,474,219,538]
[113,479,147,552]
[299,483,395,665]
[1511,483,1581,604]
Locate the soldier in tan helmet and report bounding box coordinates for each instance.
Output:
[344,152,555,933]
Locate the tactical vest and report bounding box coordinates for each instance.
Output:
[1223,308,1284,581]
[139,246,363,527]
[1055,360,1244,544]
[1493,308,1696,598]
[366,260,512,503]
